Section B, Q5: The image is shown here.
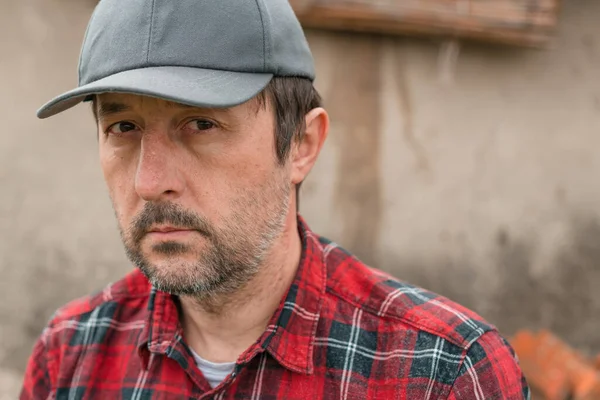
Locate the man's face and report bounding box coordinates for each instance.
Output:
[96,93,292,298]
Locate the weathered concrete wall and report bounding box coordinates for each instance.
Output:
[1,0,599,396]
[302,1,600,355]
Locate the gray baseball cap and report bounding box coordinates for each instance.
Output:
[37,0,315,119]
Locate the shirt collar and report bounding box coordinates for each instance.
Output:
[137,285,182,369]
[138,215,326,374]
[244,215,325,374]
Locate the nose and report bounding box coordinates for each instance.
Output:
[134,133,185,202]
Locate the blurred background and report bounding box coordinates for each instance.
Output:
[1,0,599,398]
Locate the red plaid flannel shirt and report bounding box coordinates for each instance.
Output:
[21,216,530,399]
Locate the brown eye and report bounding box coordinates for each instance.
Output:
[185,119,216,132]
[107,121,137,135]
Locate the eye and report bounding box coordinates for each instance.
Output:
[184,119,216,132]
[106,121,138,135]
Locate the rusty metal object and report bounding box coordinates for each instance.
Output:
[511,330,600,400]
[289,0,561,47]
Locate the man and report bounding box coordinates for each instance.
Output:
[21,0,529,399]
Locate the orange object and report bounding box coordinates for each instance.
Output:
[511,330,570,400]
[511,330,600,400]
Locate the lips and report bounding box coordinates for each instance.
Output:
[150,226,191,233]
[146,226,196,240]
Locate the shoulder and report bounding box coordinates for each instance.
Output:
[42,269,151,343]
[21,270,152,398]
[318,237,529,396]
[319,236,495,351]
[450,330,530,398]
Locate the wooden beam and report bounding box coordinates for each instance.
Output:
[290,0,561,47]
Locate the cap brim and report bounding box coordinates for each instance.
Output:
[37,66,273,119]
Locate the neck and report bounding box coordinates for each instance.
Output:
[179,212,302,363]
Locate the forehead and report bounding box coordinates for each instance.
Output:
[94,93,265,118]
[95,93,208,112]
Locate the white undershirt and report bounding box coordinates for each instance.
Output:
[189,348,236,389]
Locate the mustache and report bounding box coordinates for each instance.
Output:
[129,202,214,244]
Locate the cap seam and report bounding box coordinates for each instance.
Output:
[78,6,101,85]
[254,0,268,72]
[262,0,274,73]
[146,0,157,64]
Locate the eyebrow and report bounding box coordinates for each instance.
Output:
[96,102,132,120]
[96,100,231,120]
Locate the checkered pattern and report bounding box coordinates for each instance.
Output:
[21,216,530,399]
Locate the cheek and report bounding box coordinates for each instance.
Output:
[216,149,274,194]
[185,155,272,225]
[192,131,270,185]
[226,130,278,181]
[99,145,138,222]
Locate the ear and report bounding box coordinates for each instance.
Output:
[290,107,329,185]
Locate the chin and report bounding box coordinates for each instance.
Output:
[138,260,212,295]
[143,250,200,273]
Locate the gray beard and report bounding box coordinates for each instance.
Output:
[116,181,290,304]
